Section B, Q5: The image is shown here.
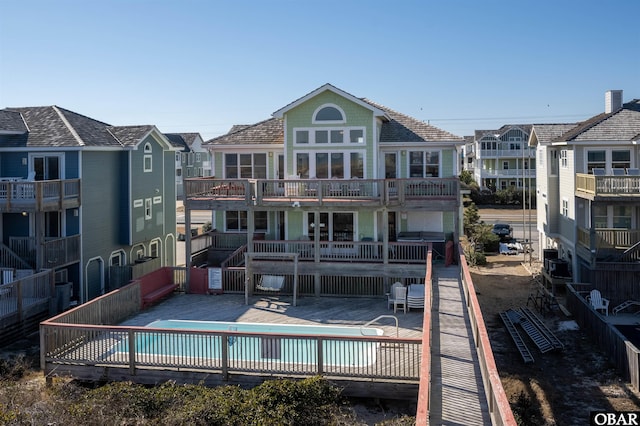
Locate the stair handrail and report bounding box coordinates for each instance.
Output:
[361,314,399,337]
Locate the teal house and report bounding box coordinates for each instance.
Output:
[0,106,178,303]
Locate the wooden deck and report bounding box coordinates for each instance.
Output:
[117,265,492,423]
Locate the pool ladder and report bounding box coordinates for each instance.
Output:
[361,315,399,337]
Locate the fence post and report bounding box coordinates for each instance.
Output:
[316,337,324,375]
[128,329,136,375]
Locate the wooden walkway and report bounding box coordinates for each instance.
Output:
[430,265,491,425]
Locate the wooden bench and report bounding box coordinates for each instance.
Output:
[142,283,177,308]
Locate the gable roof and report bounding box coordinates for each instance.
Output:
[362,99,463,142]
[528,123,578,146]
[205,85,464,146]
[272,83,388,119]
[474,124,533,141]
[204,118,284,146]
[554,100,640,142]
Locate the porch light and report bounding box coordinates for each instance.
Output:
[21,211,27,217]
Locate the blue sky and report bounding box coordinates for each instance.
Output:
[1,0,639,140]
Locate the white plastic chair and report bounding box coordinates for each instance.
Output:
[588,289,609,316]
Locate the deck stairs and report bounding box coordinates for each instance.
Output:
[613,300,640,316]
[499,310,534,363]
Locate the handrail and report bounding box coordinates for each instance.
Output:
[362,314,399,337]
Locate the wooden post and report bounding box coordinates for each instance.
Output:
[292,254,298,307]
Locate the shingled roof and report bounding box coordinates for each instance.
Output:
[204,118,284,146]
[554,100,640,142]
[529,124,578,145]
[0,106,168,149]
[362,99,463,142]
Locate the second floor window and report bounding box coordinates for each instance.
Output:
[587,150,606,173]
[143,143,152,172]
[561,199,568,217]
[225,153,267,179]
[560,150,567,168]
[409,151,439,177]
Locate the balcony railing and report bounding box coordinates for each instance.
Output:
[479,169,535,178]
[479,148,535,158]
[8,235,81,269]
[576,173,640,197]
[185,177,459,206]
[0,179,81,212]
[578,227,640,250]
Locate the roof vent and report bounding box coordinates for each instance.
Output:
[605,90,623,114]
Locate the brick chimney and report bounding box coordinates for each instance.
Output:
[605,90,623,113]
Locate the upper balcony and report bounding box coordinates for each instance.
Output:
[478,169,535,179]
[185,177,459,211]
[0,178,81,213]
[479,148,535,158]
[575,173,640,201]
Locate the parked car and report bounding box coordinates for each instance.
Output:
[491,223,512,239]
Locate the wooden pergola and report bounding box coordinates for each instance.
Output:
[244,252,299,306]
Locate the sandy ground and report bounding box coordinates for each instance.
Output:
[471,254,640,425]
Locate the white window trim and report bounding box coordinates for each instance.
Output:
[144,155,152,172]
[145,198,152,220]
[407,150,442,178]
[293,126,366,145]
[293,149,366,179]
[561,198,569,217]
[312,103,346,124]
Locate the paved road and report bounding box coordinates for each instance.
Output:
[480,208,538,259]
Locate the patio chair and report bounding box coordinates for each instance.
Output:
[388,285,407,314]
[626,168,640,176]
[587,289,609,316]
[592,168,606,176]
[612,168,626,176]
[387,282,403,309]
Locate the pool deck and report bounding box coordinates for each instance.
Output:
[119,293,425,339]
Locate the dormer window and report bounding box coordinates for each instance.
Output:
[313,104,345,123]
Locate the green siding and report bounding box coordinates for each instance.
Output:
[441,149,454,177]
[285,92,375,178]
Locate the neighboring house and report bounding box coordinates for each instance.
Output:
[467,125,535,192]
[0,106,179,303]
[530,90,640,289]
[164,133,212,198]
[186,84,464,280]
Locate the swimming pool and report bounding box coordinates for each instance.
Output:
[123,320,383,367]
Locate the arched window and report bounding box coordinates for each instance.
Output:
[313,104,345,123]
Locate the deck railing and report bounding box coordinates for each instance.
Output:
[185,177,459,205]
[576,173,640,196]
[250,240,428,264]
[577,227,640,260]
[0,178,81,211]
[41,322,421,381]
[0,269,54,320]
[459,243,517,426]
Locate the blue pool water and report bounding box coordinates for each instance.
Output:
[124,320,383,367]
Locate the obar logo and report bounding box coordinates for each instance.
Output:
[591,412,640,426]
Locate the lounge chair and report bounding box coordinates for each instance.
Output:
[587,289,609,316]
[592,168,606,176]
[626,168,640,176]
[612,168,626,176]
